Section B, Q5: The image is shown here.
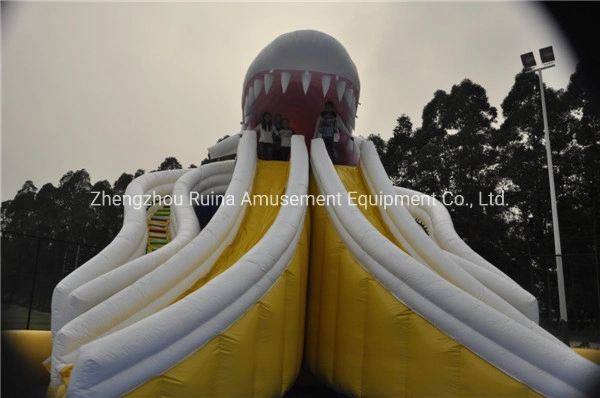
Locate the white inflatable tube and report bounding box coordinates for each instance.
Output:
[207,132,241,159]
[63,161,234,322]
[50,132,257,384]
[397,185,515,281]
[359,140,540,323]
[50,169,190,336]
[65,134,309,397]
[60,178,185,323]
[310,138,600,397]
[397,185,540,321]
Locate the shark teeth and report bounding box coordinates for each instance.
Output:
[264,73,274,95]
[253,79,263,101]
[302,71,312,94]
[321,75,331,97]
[248,86,255,105]
[281,72,291,94]
[336,80,346,103]
[243,70,359,131]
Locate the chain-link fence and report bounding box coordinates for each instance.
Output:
[2,229,598,343]
[1,231,101,330]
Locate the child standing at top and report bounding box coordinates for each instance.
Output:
[272,113,283,161]
[278,118,295,161]
[313,101,340,164]
[257,111,276,160]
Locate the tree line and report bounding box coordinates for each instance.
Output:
[1,157,190,314]
[367,63,599,340]
[2,64,599,341]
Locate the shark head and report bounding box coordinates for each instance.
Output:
[242,30,360,153]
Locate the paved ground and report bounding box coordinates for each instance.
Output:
[571,341,600,349]
[284,370,347,397]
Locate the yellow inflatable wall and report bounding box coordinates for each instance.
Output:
[125,160,310,397]
[304,165,542,397]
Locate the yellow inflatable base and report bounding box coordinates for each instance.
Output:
[2,330,52,397]
[574,348,600,366]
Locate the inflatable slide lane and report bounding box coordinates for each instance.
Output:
[46,131,310,397]
[306,138,600,397]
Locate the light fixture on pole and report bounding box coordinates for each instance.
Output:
[520,46,569,345]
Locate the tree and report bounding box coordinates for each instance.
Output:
[1,181,40,234]
[394,81,505,261]
[1,156,191,315]
[388,116,415,177]
[55,170,93,243]
[370,115,416,187]
[495,66,600,331]
[113,172,135,195]
[558,62,600,335]
[155,157,182,171]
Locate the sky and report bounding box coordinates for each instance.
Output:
[1,1,579,202]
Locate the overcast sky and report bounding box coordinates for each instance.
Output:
[1,1,578,201]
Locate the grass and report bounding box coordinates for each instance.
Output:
[1,304,51,330]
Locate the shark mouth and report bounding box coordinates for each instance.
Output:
[241,30,360,148]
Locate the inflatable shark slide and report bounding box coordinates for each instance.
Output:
[4,29,599,397]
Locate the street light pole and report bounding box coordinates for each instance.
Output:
[520,47,569,345]
[537,67,569,345]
